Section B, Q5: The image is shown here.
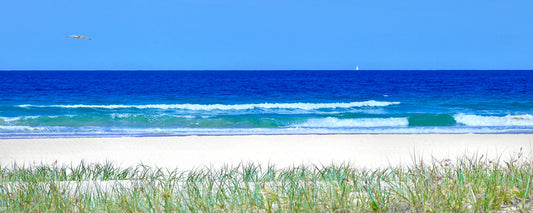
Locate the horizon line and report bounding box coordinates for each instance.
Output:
[1,69,533,71]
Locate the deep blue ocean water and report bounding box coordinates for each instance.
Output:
[0,70,532,138]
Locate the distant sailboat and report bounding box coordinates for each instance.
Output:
[67,35,91,40]
[355,66,359,71]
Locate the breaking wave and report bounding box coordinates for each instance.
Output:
[293,117,409,128]
[17,100,400,111]
[454,114,533,126]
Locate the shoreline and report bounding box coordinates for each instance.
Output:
[1,134,532,170]
[2,131,533,139]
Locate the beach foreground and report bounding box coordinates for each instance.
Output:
[1,134,532,169]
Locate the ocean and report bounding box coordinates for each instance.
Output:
[0,70,532,138]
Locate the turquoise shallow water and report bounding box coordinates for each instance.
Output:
[0,70,532,137]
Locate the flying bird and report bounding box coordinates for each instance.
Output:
[67,35,91,40]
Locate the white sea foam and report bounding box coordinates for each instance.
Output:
[0,117,22,122]
[293,117,409,128]
[109,113,196,119]
[1,125,532,138]
[17,100,400,111]
[454,114,533,126]
[0,125,49,131]
[111,113,132,119]
[0,116,41,122]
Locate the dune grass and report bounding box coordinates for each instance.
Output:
[1,153,532,212]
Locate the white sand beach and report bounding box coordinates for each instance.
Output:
[1,134,532,170]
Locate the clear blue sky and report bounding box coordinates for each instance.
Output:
[1,0,532,70]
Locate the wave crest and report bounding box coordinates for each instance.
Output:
[17,100,400,110]
[293,117,409,128]
[454,114,533,126]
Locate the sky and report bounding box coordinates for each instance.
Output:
[1,0,532,70]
